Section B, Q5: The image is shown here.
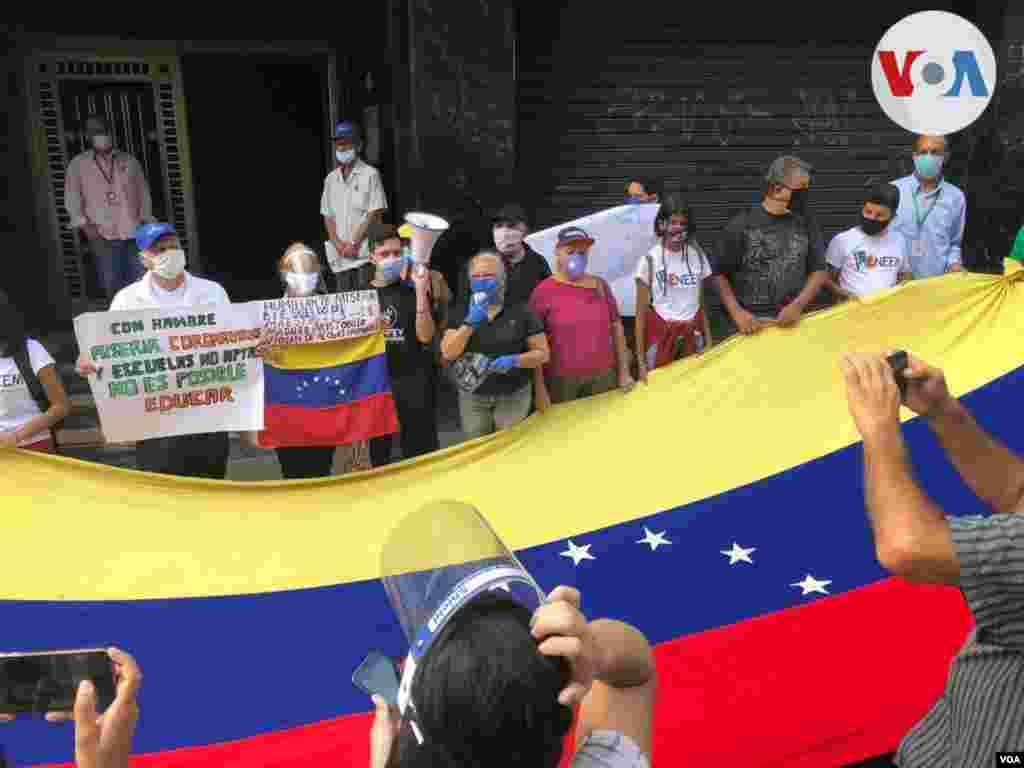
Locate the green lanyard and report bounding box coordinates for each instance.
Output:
[911,185,941,232]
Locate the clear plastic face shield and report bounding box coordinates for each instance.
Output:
[380,500,546,745]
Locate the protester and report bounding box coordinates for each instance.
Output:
[321,120,388,292]
[0,297,69,452]
[840,350,1024,765]
[824,183,911,301]
[890,134,966,278]
[76,223,232,479]
[711,156,827,337]
[365,224,440,466]
[64,114,155,301]
[633,195,713,383]
[0,647,142,768]
[442,250,549,438]
[251,242,338,479]
[530,227,634,405]
[456,204,552,311]
[625,179,660,203]
[398,221,452,367]
[369,586,655,768]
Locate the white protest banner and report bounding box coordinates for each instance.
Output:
[526,203,659,317]
[74,302,265,442]
[262,290,380,346]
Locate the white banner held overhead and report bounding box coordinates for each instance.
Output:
[526,203,659,317]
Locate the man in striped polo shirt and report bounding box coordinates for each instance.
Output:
[840,350,1024,764]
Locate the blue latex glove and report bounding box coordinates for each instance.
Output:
[465,301,489,327]
[489,354,518,373]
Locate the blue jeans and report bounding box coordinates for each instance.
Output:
[90,237,143,300]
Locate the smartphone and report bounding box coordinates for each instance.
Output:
[351,650,400,706]
[0,648,116,715]
[886,350,909,399]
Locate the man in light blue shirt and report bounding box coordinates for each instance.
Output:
[890,134,966,278]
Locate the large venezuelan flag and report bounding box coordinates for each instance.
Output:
[257,328,398,448]
[2,263,1022,767]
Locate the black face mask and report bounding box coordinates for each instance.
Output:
[788,189,808,214]
[860,217,888,236]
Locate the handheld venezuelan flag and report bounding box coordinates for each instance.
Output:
[1,263,1022,767]
[257,327,399,448]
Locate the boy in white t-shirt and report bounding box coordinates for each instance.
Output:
[825,183,911,301]
[633,195,713,383]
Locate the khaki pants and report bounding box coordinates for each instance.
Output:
[458,382,532,439]
[547,368,617,404]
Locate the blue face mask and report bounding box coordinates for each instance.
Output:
[470,277,498,304]
[626,196,646,204]
[336,149,355,164]
[377,257,404,284]
[913,153,943,179]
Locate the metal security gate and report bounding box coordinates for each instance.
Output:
[25,54,198,303]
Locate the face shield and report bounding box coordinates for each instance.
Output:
[380,500,546,743]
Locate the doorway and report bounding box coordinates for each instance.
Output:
[181,53,332,303]
[60,81,168,299]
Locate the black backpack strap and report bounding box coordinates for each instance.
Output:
[11,341,62,451]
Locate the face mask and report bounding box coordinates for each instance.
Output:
[913,153,943,179]
[284,272,320,296]
[377,256,404,284]
[336,149,355,164]
[151,248,186,279]
[788,189,808,213]
[565,253,587,281]
[860,217,888,236]
[493,227,524,254]
[470,277,498,304]
[92,135,112,151]
[666,224,688,240]
[626,196,646,204]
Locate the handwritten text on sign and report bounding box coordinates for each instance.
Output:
[74,303,265,442]
[262,291,380,346]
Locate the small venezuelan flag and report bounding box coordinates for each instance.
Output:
[258,328,399,448]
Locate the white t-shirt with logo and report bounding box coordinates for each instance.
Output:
[825,226,910,297]
[0,339,56,446]
[110,272,230,311]
[633,242,712,322]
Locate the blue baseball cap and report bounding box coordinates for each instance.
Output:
[334,121,359,140]
[135,222,176,251]
[557,226,595,247]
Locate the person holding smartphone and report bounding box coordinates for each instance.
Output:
[0,648,142,768]
[366,586,656,768]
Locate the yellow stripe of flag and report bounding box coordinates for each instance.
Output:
[268,327,387,371]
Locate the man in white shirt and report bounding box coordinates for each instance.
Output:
[320,120,388,293]
[77,223,232,478]
[825,183,912,301]
[64,114,155,302]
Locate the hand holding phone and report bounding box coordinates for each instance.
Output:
[886,350,909,400]
[0,648,115,716]
[352,651,400,707]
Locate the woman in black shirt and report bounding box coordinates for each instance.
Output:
[441,250,549,439]
[366,224,440,466]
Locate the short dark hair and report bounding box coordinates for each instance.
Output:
[387,592,573,768]
[655,193,695,235]
[865,182,900,214]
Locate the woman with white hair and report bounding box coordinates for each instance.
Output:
[441,250,549,439]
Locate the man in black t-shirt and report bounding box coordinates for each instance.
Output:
[712,156,828,338]
[455,204,552,311]
[365,224,439,466]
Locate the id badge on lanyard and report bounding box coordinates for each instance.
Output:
[912,187,940,261]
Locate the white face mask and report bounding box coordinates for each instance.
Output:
[151,248,186,280]
[284,272,320,296]
[92,135,112,151]
[493,226,524,254]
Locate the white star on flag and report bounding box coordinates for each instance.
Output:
[560,540,595,566]
[791,574,831,596]
[636,527,671,551]
[721,542,756,565]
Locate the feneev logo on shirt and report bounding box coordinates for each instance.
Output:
[871,10,996,135]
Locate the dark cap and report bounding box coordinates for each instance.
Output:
[491,204,528,226]
[556,226,595,247]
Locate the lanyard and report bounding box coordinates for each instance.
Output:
[94,151,116,187]
[911,184,941,231]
